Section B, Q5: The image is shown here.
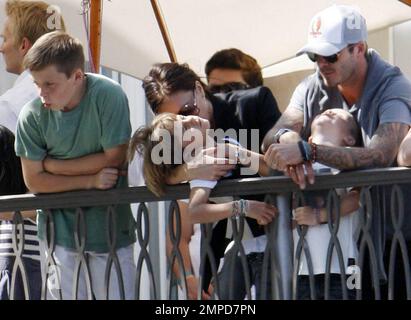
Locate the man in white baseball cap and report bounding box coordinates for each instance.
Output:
[262,4,411,299]
[296,5,367,58]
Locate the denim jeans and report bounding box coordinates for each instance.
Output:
[216,248,272,300]
[0,256,42,300]
[297,274,357,300]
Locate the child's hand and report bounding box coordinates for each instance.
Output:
[185,275,210,300]
[186,147,235,181]
[246,200,277,225]
[294,206,320,225]
[93,168,119,189]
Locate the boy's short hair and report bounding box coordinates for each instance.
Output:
[6,0,65,46]
[23,31,85,77]
[205,48,263,88]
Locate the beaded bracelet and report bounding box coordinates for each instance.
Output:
[310,142,318,162]
[232,199,249,219]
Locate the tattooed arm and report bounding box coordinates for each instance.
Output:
[262,107,313,188]
[262,107,304,152]
[316,123,409,169]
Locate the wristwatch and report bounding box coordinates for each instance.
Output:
[273,128,292,143]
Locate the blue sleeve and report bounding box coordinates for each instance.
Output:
[379,99,411,126]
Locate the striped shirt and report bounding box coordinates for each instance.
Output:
[0,218,41,261]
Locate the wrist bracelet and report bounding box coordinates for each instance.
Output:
[310,142,317,162]
[184,269,195,278]
[232,199,249,219]
[298,140,312,162]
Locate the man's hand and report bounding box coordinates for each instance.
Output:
[264,143,303,171]
[264,143,315,189]
[285,163,315,189]
[279,131,301,144]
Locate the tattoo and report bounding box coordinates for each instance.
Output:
[317,123,409,170]
[262,107,304,150]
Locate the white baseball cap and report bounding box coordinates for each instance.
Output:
[296,5,367,57]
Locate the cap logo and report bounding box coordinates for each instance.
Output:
[310,17,322,37]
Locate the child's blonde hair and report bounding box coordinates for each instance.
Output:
[128,113,181,196]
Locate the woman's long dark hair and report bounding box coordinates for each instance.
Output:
[142,62,212,114]
[0,125,26,195]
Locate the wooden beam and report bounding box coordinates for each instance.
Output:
[89,0,102,72]
[150,0,177,62]
[399,0,411,6]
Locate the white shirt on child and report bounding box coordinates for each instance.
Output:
[293,163,359,275]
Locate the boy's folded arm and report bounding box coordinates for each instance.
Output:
[21,157,97,193]
[43,143,128,175]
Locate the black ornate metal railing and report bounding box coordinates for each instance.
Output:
[1,167,411,300]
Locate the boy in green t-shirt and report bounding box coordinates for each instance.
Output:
[15,31,136,299]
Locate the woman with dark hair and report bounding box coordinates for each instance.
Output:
[0,125,41,300]
[143,62,281,182]
[141,63,281,299]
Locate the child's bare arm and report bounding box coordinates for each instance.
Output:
[294,189,360,225]
[188,187,276,225]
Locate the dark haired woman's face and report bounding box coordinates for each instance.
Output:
[157,88,210,121]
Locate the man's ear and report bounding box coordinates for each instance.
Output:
[344,135,356,146]
[20,37,32,55]
[356,41,366,56]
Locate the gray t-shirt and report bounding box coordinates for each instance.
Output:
[289,49,411,145]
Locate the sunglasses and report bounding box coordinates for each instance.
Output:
[208,82,250,94]
[307,44,355,64]
[178,89,200,116]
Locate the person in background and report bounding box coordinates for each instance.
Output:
[0,125,41,300]
[205,48,263,94]
[0,0,65,300]
[0,0,65,133]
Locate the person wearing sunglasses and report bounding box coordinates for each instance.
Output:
[205,48,263,94]
[142,62,281,298]
[262,4,411,299]
[263,4,411,184]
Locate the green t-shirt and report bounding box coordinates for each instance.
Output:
[15,73,136,252]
